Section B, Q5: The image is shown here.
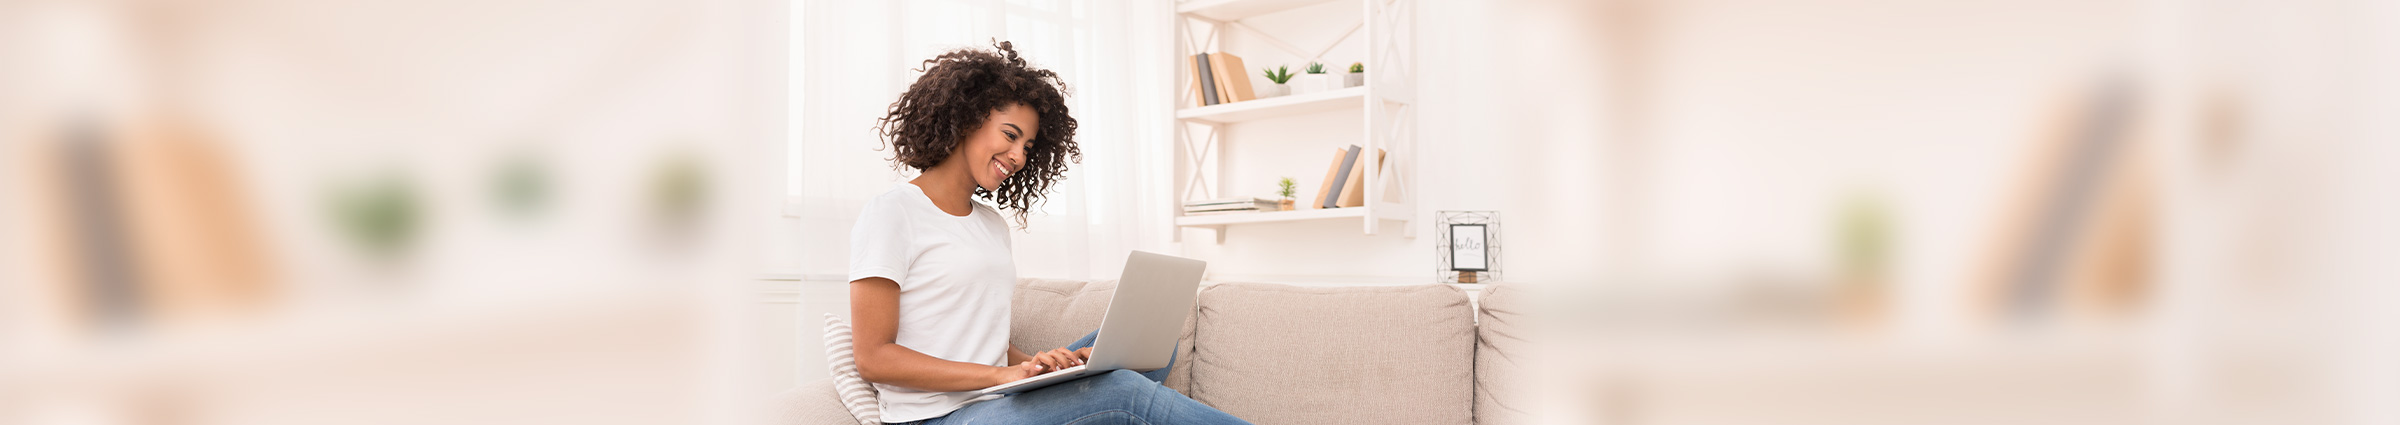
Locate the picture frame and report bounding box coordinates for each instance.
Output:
[1434,211,1501,284]
[1449,224,1489,271]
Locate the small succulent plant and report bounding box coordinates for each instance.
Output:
[1263,65,1295,84]
[1304,62,1328,74]
[1276,177,1298,200]
[1349,62,1364,73]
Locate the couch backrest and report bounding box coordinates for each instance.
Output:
[1474,282,1531,425]
[1011,279,1489,424]
[1009,278,1115,351]
[1187,282,1479,425]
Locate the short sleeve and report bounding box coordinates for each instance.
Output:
[848,198,913,287]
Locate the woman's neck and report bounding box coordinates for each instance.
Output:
[910,161,979,217]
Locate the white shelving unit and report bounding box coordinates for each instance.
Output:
[1171,0,1415,244]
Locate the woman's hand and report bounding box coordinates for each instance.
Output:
[988,348,1094,386]
[988,362,1045,386]
[987,346,1096,386]
[1027,347,1088,373]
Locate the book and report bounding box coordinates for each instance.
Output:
[1183,204,1269,211]
[1206,52,1234,105]
[1336,148,1386,208]
[1185,205,1267,213]
[1194,53,1220,106]
[1182,197,1277,207]
[1184,205,1275,213]
[1206,52,1256,104]
[1318,145,1361,208]
[1183,197,1275,215]
[1188,55,1204,107]
[1180,200,1276,208]
[1213,52,1258,103]
[1180,206,1276,213]
[1185,209,1266,216]
[1315,148,1353,210]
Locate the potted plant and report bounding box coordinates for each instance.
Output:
[1260,66,1294,98]
[1275,177,1298,211]
[1293,62,1332,95]
[1344,62,1365,88]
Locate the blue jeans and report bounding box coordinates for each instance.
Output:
[906,330,1248,425]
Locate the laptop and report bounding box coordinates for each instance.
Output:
[972,250,1206,396]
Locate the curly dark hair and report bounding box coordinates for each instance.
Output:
[875,40,1081,228]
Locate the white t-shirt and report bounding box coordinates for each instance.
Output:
[848,183,1016,423]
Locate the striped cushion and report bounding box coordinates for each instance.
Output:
[822,314,881,425]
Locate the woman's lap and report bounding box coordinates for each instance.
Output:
[1062,329,1170,383]
[911,330,1243,425]
[920,370,1242,425]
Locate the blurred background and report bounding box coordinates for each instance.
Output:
[2,0,772,423]
[7,0,2400,424]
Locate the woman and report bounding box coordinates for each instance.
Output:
[847,41,1248,425]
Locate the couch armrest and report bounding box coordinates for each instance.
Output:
[769,378,867,425]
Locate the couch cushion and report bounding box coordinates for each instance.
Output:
[1010,278,1117,352]
[1162,308,1197,393]
[771,378,878,425]
[1011,278,1200,394]
[1476,284,1533,424]
[819,314,879,425]
[1189,282,1477,425]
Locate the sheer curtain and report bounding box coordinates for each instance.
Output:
[787,0,1174,280]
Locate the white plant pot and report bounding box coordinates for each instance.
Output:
[1292,74,1331,95]
[1261,83,1290,98]
[1343,73,1365,88]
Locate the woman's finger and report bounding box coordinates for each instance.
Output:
[1030,352,1055,371]
[1041,349,1073,369]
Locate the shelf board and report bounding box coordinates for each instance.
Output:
[1176,0,1343,21]
[1177,86,1366,124]
[1174,202,1410,227]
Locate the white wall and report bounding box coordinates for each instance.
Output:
[755,279,849,391]
[1606,0,2140,337]
[1180,0,2144,339]
[3,0,785,420]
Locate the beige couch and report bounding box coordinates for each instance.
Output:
[772,279,1529,425]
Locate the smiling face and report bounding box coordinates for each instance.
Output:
[876,42,1082,227]
[955,103,1040,193]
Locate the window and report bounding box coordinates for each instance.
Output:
[778,0,1173,279]
[786,0,1091,215]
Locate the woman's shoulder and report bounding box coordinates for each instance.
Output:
[862,183,925,208]
[853,184,926,229]
[968,202,1014,236]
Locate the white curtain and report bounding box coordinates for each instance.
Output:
[788,0,1174,280]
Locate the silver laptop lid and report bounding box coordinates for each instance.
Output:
[1086,250,1206,372]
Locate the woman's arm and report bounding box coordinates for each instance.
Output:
[850,277,1042,392]
[1007,345,1032,366]
[1006,344,1087,372]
